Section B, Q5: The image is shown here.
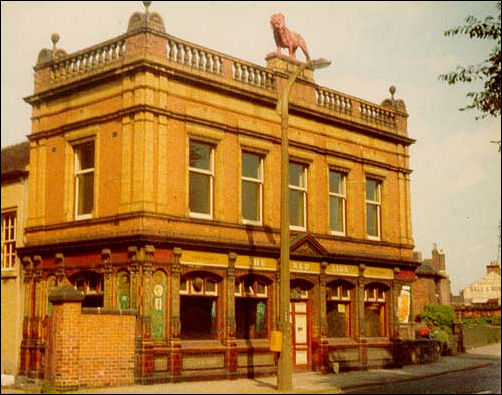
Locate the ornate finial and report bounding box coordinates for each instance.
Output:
[51,33,60,50]
[128,1,165,33]
[381,85,406,113]
[389,85,396,100]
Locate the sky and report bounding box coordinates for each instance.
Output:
[1,1,500,294]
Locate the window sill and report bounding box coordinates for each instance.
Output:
[1,269,19,279]
[330,231,346,237]
[235,338,270,348]
[189,212,213,221]
[326,337,357,346]
[180,339,225,350]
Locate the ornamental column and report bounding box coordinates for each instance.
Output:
[357,264,367,371]
[32,255,44,378]
[169,247,182,377]
[318,261,329,373]
[225,252,237,376]
[128,246,139,310]
[137,245,154,383]
[19,256,34,376]
[102,249,113,308]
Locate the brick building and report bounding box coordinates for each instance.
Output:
[412,244,452,321]
[1,142,29,380]
[18,4,418,389]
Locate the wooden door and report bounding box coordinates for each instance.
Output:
[291,301,309,370]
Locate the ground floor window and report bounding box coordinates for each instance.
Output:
[70,271,104,308]
[364,283,388,337]
[235,276,269,339]
[180,273,220,340]
[180,296,217,340]
[326,280,353,338]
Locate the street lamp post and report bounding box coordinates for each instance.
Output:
[277,57,331,392]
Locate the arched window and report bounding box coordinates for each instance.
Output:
[326,280,354,338]
[235,275,269,339]
[180,272,221,340]
[364,283,389,337]
[69,271,104,308]
[290,279,311,300]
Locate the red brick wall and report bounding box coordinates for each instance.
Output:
[78,311,136,388]
[46,302,136,390]
[412,278,438,321]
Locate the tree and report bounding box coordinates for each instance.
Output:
[438,2,501,119]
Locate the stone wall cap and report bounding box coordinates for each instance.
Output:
[48,285,84,303]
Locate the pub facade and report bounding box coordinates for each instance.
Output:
[19,3,418,388]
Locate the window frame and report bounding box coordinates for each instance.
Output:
[365,178,382,240]
[326,281,353,338]
[364,283,388,337]
[329,169,347,236]
[188,140,214,220]
[74,141,95,221]
[1,211,17,270]
[289,161,308,231]
[179,274,221,340]
[241,151,264,225]
[235,276,269,339]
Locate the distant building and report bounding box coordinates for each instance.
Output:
[1,141,30,378]
[461,261,501,306]
[412,244,452,320]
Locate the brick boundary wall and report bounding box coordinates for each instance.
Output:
[462,325,501,349]
[46,286,137,391]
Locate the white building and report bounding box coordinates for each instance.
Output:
[461,261,501,305]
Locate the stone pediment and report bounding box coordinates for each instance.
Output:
[290,233,328,258]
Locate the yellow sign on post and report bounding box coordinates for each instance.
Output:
[270,330,283,352]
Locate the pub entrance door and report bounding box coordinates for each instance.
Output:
[291,300,309,371]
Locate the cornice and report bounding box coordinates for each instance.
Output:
[25,57,415,147]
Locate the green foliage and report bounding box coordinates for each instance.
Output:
[463,316,501,326]
[420,304,455,333]
[438,1,501,119]
[430,327,450,355]
[40,380,61,394]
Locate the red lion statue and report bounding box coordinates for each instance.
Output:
[270,13,310,61]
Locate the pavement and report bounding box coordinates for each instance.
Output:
[1,342,500,394]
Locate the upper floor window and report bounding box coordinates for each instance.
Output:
[365,178,381,239]
[241,152,263,224]
[1,211,16,270]
[189,141,214,219]
[289,162,307,231]
[329,170,346,235]
[74,141,95,220]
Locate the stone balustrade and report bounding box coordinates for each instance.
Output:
[166,35,275,91]
[166,36,223,76]
[232,61,275,90]
[41,31,401,133]
[50,36,126,83]
[317,86,397,129]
